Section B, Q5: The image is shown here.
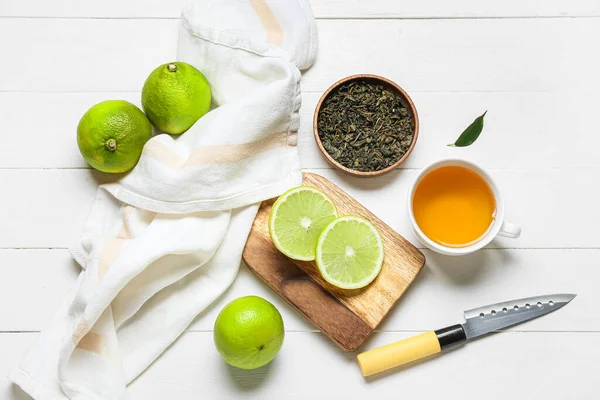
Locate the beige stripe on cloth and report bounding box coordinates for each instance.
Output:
[249,0,283,45]
[97,239,128,282]
[98,207,157,281]
[143,131,290,169]
[72,320,89,344]
[76,332,104,355]
[98,206,134,281]
[72,207,157,354]
[72,320,103,355]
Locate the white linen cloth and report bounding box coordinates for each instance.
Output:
[9,1,317,398]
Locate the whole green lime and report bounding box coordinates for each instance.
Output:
[214,296,284,370]
[141,62,212,135]
[77,100,152,173]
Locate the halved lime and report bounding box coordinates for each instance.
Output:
[316,216,384,290]
[269,186,338,261]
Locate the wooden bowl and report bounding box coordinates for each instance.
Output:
[313,74,419,177]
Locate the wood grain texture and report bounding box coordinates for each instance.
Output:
[2,168,598,249]
[2,18,599,93]
[1,0,599,398]
[4,332,600,400]
[1,91,598,170]
[1,0,599,18]
[1,248,599,333]
[243,173,425,351]
[244,231,373,351]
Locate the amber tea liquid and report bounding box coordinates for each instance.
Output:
[412,165,496,247]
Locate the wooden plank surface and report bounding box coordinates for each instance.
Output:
[3,332,600,400]
[1,0,599,18]
[2,91,598,170]
[0,168,597,249]
[1,248,598,333]
[1,18,599,93]
[243,173,425,350]
[1,0,599,398]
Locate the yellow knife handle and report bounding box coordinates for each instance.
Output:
[357,325,466,377]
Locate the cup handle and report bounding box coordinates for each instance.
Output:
[498,221,521,239]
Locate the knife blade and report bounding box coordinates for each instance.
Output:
[461,293,575,339]
[357,293,576,377]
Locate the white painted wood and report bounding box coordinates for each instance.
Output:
[1,18,599,93]
[1,0,598,398]
[1,331,599,400]
[0,249,597,333]
[311,0,600,19]
[329,167,600,250]
[2,91,598,170]
[1,0,599,18]
[0,168,597,249]
[0,170,113,248]
[0,19,179,92]
[0,250,79,332]
[309,18,600,93]
[306,91,600,170]
[126,331,600,399]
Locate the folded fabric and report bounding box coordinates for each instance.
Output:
[9,1,317,398]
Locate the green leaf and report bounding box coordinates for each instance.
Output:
[448,111,487,147]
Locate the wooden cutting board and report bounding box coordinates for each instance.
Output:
[242,173,425,351]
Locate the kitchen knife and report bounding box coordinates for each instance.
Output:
[357,293,576,377]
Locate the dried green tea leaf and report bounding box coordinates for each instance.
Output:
[317,80,414,172]
[448,111,487,147]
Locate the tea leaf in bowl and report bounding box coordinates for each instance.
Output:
[448,111,487,147]
[317,80,414,172]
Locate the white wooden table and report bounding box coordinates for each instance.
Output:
[1,1,599,398]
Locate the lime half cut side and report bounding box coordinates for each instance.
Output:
[316,216,384,290]
[269,186,338,261]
